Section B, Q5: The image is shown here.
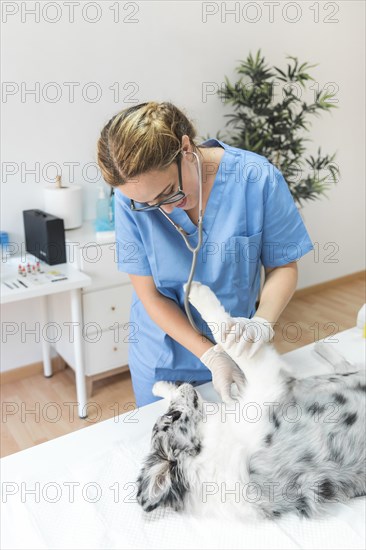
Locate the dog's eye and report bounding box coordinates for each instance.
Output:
[165,410,182,422]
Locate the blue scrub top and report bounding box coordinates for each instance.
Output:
[115,138,314,385]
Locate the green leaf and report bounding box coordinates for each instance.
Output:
[212,51,338,203]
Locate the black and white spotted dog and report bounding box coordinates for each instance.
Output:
[136,283,366,520]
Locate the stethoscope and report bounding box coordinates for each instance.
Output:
[156,150,203,334]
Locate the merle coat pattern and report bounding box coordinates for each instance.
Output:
[136,283,366,520]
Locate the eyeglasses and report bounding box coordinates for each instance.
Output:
[130,154,185,212]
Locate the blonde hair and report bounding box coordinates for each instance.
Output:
[97,101,202,187]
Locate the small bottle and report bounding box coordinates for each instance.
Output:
[95,186,111,231]
[356,304,366,338]
[0,232,9,259]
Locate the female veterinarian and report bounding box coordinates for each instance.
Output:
[97,101,314,407]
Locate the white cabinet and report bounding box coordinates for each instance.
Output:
[49,222,133,390]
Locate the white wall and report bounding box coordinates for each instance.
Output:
[1,0,365,371]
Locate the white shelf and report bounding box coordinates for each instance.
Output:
[64,220,116,247]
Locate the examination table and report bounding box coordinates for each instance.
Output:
[1,327,365,550]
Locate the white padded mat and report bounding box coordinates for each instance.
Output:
[2,437,365,550]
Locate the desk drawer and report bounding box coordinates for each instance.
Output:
[79,242,130,290]
[82,284,133,331]
[84,326,130,376]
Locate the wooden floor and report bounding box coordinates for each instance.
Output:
[1,273,365,458]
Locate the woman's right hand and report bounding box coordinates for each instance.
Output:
[200,344,246,403]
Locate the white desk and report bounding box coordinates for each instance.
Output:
[1,254,91,418]
[1,328,365,550]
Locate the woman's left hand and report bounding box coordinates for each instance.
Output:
[223,316,275,359]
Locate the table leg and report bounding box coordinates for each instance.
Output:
[40,295,52,377]
[70,288,88,419]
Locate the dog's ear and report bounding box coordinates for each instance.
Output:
[136,455,172,512]
[136,441,187,512]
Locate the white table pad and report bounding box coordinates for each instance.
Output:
[1,328,365,550]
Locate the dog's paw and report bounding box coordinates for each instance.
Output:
[313,342,358,374]
[184,281,231,330]
[152,381,177,399]
[185,282,212,309]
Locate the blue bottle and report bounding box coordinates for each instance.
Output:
[95,187,111,231]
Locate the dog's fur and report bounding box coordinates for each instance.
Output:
[136,283,366,520]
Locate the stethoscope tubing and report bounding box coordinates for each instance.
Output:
[158,150,208,337]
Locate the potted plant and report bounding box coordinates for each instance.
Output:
[208,49,339,206]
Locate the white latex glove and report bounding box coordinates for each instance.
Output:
[224,316,275,359]
[200,344,246,403]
